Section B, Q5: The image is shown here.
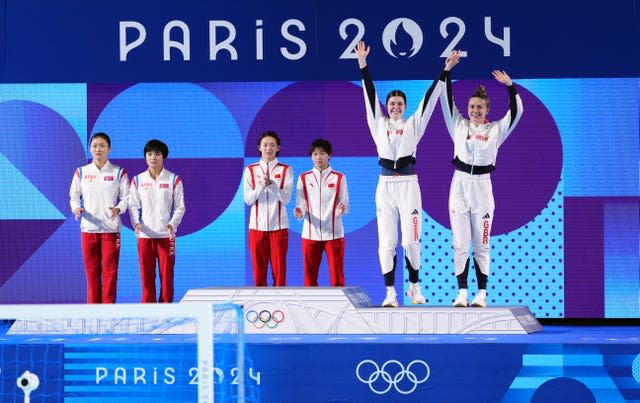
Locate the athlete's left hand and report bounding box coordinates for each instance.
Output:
[108,206,120,220]
[167,224,175,240]
[492,70,513,86]
[336,202,346,216]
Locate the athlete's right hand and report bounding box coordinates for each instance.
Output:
[135,223,141,237]
[293,207,303,220]
[73,207,84,220]
[444,50,461,71]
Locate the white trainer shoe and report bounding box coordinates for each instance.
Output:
[471,289,487,308]
[408,283,426,304]
[453,289,468,307]
[381,287,398,308]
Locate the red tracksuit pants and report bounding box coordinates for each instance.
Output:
[81,232,120,303]
[302,238,345,287]
[138,237,176,303]
[249,228,288,286]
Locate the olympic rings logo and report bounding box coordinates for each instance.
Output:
[245,309,285,329]
[355,359,430,395]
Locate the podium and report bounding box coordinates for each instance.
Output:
[181,286,542,334]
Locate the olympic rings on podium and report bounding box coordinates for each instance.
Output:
[245,309,285,329]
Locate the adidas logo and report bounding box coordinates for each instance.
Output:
[411,209,419,215]
[482,213,491,219]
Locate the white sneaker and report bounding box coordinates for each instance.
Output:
[408,283,426,304]
[453,289,468,307]
[381,288,398,308]
[471,290,487,308]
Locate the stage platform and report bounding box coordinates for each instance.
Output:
[1,326,639,402]
[0,290,637,401]
[180,286,543,334]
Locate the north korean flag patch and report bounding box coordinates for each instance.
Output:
[159,183,169,189]
[103,176,114,181]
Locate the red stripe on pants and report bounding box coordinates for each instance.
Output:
[249,228,288,286]
[81,232,120,303]
[302,238,345,287]
[138,237,176,303]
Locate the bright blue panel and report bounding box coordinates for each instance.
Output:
[604,201,640,318]
[519,79,639,197]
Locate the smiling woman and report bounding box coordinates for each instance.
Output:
[440,50,524,308]
[243,131,294,287]
[355,40,451,308]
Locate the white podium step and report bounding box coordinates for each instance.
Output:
[181,286,543,335]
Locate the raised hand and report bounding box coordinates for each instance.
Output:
[355,41,370,68]
[444,50,461,71]
[492,70,513,86]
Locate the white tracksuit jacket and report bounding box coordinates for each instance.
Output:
[295,167,349,241]
[440,71,524,277]
[69,161,129,233]
[361,66,446,275]
[244,159,293,231]
[128,168,186,239]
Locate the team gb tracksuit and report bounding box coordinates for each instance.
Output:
[361,66,446,285]
[440,70,523,289]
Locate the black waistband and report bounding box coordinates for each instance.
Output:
[379,156,416,170]
[452,156,495,175]
[380,165,416,176]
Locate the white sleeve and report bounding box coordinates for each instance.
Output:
[270,166,293,205]
[295,176,306,214]
[169,177,186,230]
[114,170,129,213]
[128,177,141,227]
[339,175,349,215]
[243,166,265,205]
[497,91,524,147]
[69,168,82,212]
[411,78,445,142]
[439,74,464,141]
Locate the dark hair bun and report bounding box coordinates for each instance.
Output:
[473,85,488,99]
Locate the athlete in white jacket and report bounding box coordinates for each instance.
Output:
[69,132,128,303]
[440,51,524,308]
[356,41,447,307]
[129,139,186,303]
[294,139,349,286]
[244,131,293,286]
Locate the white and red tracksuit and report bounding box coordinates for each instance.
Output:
[129,168,186,303]
[295,167,349,286]
[440,71,523,288]
[361,66,446,281]
[243,159,293,286]
[69,161,128,303]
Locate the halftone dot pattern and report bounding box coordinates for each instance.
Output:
[633,354,640,384]
[411,178,564,318]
